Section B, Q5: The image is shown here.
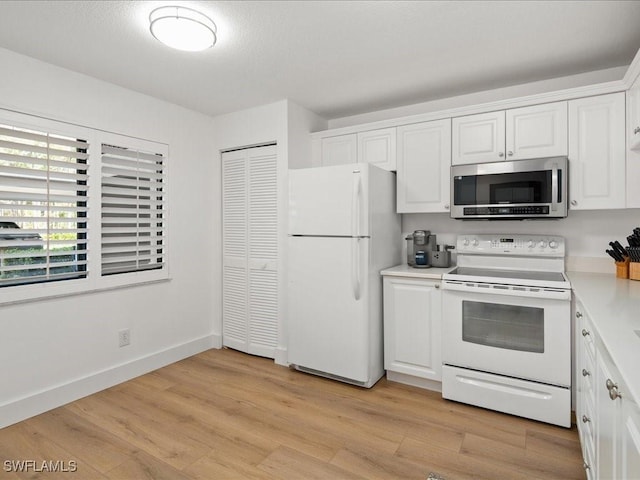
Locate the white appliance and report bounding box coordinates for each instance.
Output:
[441,234,572,427]
[287,163,401,388]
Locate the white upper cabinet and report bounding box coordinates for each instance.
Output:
[506,102,568,159]
[452,111,505,165]
[568,93,625,210]
[315,129,397,170]
[317,134,357,167]
[357,127,397,171]
[628,74,640,151]
[396,119,451,213]
[452,101,568,165]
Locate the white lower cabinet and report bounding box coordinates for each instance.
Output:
[575,301,640,480]
[383,276,442,386]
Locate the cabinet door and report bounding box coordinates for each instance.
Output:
[568,93,625,210]
[620,394,640,480]
[628,76,640,151]
[506,101,567,160]
[452,111,505,165]
[383,277,442,381]
[596,344,621,480]
[357,127,396,171]
[396,119,451,213]
[320,134,357,167]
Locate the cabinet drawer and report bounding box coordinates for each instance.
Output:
[578,312,596,361]
[580,342,596,405]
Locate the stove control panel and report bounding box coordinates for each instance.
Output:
[456,234,565,256]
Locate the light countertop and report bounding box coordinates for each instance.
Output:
[380,264,454,280]
[568,271,640,404]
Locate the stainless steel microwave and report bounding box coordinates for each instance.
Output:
[450,157,568,220]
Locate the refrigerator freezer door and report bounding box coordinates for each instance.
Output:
[289,164,369,237]
[288,235,372,383]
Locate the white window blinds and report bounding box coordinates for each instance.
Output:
[0,124,89,287]
[101,143,165,276]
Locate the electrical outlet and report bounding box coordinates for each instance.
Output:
[118,329,131,347]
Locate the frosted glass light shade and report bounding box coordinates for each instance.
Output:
[149,6,217,52]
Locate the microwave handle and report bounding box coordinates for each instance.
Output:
[551,163,558,212]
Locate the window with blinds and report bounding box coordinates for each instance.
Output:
[0,124,88,287]
[101,143,165,276]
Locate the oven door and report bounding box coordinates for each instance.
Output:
[442,287,570,387]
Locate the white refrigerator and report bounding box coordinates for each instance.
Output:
[287,163,401,387]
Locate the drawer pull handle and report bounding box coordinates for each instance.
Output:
[582,415,591,423]
[582,369,590,377]
[584,462,591,471]
[576,311,583,318]
[581,329,590,337]
[610,386,622,401]
[606,379,623,400]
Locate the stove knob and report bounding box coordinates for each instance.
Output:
[471,238,479,247]
[528,240,536,248]
[538,240,548,248]
[549,240,558,249]
[462,238,470,246]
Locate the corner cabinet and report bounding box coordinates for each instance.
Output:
[396,119,451,213]
[575,301,640,480]
[382,276,442,387]
[568,93,626,210]
[452,101,568,165]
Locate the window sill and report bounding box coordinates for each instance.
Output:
[0,272,171,307]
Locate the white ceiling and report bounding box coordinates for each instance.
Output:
[0,1,639,120]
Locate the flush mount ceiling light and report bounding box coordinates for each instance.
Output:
[149,6,217,52]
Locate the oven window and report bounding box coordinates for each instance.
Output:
[462,301,544,353]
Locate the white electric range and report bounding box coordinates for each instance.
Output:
[441,234,572,427]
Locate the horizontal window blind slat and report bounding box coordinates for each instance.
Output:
[101,166,163,180]
[0,126,89,150]
[0,151,88,170]
[101,145,163,163]
[0,139,89,160]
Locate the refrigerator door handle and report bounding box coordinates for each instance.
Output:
[351,170,361,237]
[351,237,361,301]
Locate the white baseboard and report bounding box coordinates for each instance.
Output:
[386,371,442,392]
[0,334,220,429]
[274,347,288,366]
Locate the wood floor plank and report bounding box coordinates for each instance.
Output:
[396,435,537,480]
[0,422,107,479]
[24,407,136,474]
[257,445,365,480]
[0,348,585,480]
[66,390,211,470]
[329,445,432,480]
[104,450,192,480]
[460,432,586,480]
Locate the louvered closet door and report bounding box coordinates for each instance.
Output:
[222,145,278,358]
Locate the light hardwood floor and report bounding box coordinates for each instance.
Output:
[0,348,586,479]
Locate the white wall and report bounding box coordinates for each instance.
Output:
[328,66,627,128]
[0,48,218,427]
[403,209,640,273]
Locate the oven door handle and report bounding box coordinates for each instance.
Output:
[441,280,571,301]
[551,162,558,212]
